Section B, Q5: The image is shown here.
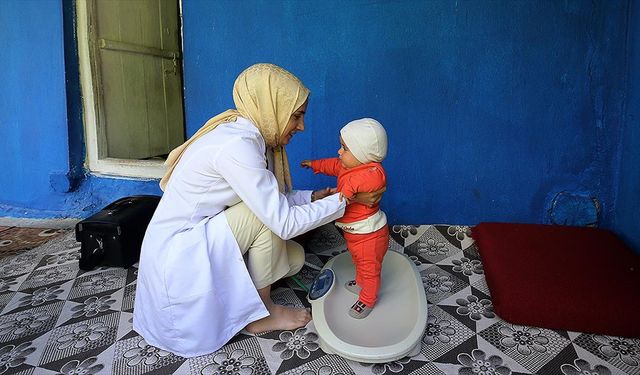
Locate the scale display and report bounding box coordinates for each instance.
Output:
[308,269,334,300]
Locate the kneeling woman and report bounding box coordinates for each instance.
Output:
[133,63,379,358]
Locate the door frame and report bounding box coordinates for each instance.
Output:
[76,0,182,178]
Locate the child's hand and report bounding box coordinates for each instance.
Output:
[300,160,312,169]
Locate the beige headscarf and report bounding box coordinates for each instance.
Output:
[159,63,310,192]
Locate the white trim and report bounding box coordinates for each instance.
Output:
[88,158,166,179]
[76,0,167,179]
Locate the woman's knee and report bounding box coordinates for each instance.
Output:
[225,202,264,231]
[224,202,269,253]
[284,240,305,277]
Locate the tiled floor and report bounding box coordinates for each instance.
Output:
[0,224,638,375]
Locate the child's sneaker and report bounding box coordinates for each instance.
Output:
[349,300,372,319]
[344,280,361,294]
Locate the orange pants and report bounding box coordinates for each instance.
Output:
[343,225,389,307]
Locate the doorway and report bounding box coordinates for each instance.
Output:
[77,0,185,177]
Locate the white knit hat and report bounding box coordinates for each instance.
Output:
[339,118,387,164]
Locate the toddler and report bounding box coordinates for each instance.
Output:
[302,118,388,319]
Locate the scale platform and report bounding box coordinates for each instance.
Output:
[308,250,428,363]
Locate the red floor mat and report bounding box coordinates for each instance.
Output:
[473,222,640,338]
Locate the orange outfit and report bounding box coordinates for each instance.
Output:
[309,158,389,307]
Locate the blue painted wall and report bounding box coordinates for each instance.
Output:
[0,0,70,208]
[0,0,637,254]
[0,0,160,219]
[183,0,628,227]
[613,0,640,252]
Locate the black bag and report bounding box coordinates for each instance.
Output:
[75,195,161,271]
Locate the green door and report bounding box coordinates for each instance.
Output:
[90,0,184,160]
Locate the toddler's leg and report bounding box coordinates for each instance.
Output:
[345,227,389,319]
[345,248,362,294]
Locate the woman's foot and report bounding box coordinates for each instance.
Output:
[245,304,311,334]
[349,300,373,319]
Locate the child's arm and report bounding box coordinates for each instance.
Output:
[301,158,343,177]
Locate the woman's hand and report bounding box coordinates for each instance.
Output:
[311,187,337,201]
[350,186,386,207]
[300,160,312,169]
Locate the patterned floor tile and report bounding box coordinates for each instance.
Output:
[281,354,355,375]
[39,312,120,367]
[0,340,39,374]
[573,333,640,374]
[0,225,637,375]
[0,302,64,344]
[407,361,448,375]
[420,265,468,305]
[478,321,572,374]
[420,305,476,362]
[67,269,127,300]
[188,337,271,374]
[406,225,463,264]
[111,332,185,375]
[433,225,470,249]
[357,356,428,375]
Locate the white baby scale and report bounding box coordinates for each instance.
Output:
[308,250,428,363]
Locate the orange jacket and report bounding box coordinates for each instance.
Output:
[309,158,386,224]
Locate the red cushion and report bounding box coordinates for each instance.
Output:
[473,222,640,338]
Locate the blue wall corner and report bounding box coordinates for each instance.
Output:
[62,0,86,182]
[49,171,76,193]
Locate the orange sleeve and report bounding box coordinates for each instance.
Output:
[309,158,343,177]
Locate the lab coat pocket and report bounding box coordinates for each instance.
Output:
[163,225,215,303]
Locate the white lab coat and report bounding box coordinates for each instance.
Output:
[133,117,346,357]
